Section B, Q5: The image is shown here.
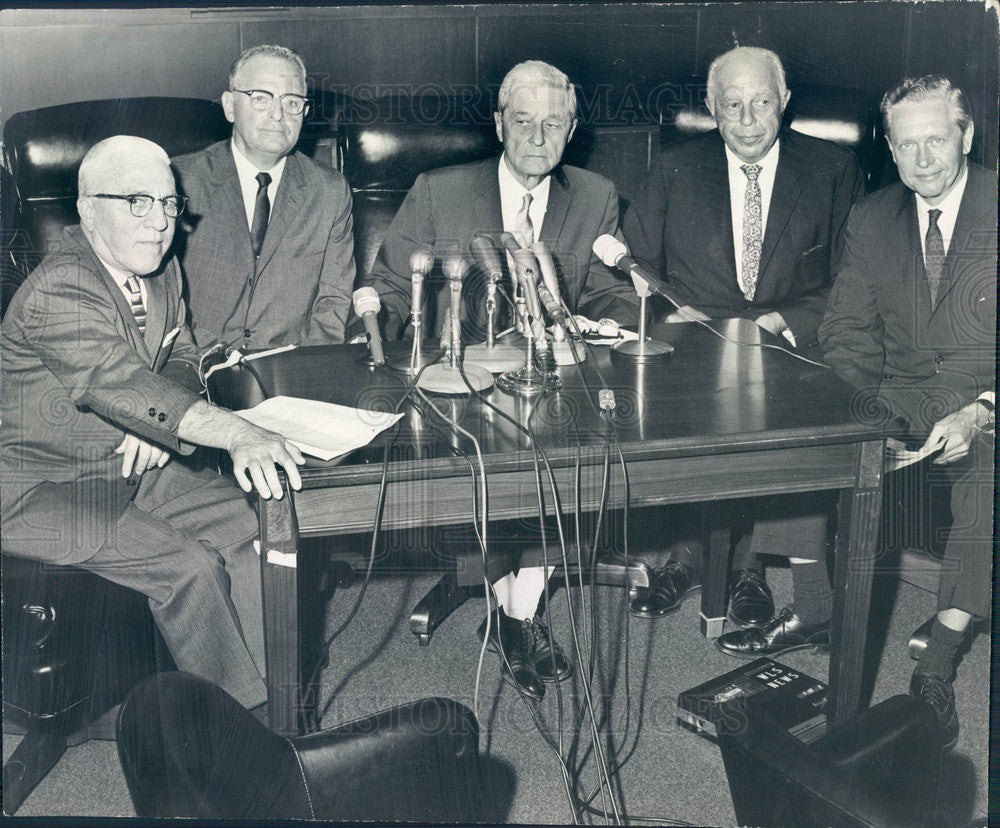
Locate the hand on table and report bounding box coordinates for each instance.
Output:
[224,419,305,499]
[664,305,710,324]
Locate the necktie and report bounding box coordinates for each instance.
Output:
[250,171,272,257]
[925,208,945,306]
[514,192,535,249]
[740,163,763,300]
[125,276,146,335]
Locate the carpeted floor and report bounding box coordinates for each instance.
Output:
[3,551,991,824]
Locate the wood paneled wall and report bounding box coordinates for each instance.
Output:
[2,2,996,169]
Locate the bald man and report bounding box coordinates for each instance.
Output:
[1,136,305,710]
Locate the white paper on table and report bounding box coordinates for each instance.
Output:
[884,437,942,472]
[236,396,403,461]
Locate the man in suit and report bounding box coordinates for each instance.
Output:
[1,136,306,711]
[622,47,864,644]
[819,76,995,750]
[365,61,639,700]
[173,44,355,351]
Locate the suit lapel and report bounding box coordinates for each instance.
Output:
[471,158,504,238]
[931,166,989,312]
[698,138,738,284]
[257,154,305,272]
[758,136,803,285]
[207,143,253,261]
[538,167,571,251]
[141,269,168,354]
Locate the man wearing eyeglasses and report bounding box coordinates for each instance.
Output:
[1,135,306,714]
[173,44,355,351]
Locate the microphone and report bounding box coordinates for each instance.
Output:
[442,254,469,364]
[353,286,385,366]
[592,234,673,303]
[409,246,434,331]
[531,241,569,325]
[470,235,504,284]
[510,248,549,347]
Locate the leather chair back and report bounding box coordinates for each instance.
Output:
[658,82,885,190]
[337,93,500,278]
[2,97,231,269]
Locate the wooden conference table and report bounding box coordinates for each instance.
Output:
[212,320,893,736]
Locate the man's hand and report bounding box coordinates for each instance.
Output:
[664,305,710,323]
[115,434,171,478]
[922,401,988,464]
[223,419,305,499]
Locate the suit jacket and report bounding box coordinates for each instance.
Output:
[622,129,864,347]
[362,157,639,339]
[1,226,204,564]
[172,141,356,350]
[819,162,997,437]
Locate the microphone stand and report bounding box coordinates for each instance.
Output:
[386,249,446,374]
[496,248,561,397]
[416,256,494,394]
[464,275,525,373]
[611,274,674,363]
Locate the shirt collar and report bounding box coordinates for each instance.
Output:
[231,139,288,183]
[95,253,137,288]
[915,163,968,217]
[724,137,781,176]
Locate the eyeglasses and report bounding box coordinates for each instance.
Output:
[91,194,187,218]
[232,89,310,116]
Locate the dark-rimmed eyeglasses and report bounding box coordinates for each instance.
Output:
[91,194,187,218]
[232,89,310,116]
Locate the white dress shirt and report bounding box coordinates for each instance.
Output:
[915,164,968,260]
[97,255,148,307]
[725,139,781,285]
[231,140,287,230]
[498,153,551,238]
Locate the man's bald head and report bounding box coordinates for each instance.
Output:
[78,136,171,196]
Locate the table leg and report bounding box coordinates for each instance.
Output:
[828,439,884,726]
[700,501,730,638]
[258,492,308,736]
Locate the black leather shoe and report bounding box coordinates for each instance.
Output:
[477,610,545,701]
[910,671,959,751]
[715,606,830,658]
[630,563,700,618]
[727,569,775,627]
[527,617,572,682]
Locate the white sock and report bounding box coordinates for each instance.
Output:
[490,572,515,614]
[506,566,555,621]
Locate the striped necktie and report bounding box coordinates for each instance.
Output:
[740,163,763,300]
[125,276,146,335]
[514,192,535,249]
[250,171,272,257]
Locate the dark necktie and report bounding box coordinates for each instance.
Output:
[125,275,146,335]
[250,171,272,258]
[740,164,763,300]
[924,208,945,306]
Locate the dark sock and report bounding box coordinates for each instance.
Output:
[730,534,761,573]
[791,560,832,625]
[915,619,965,680]
[669,540,701,572]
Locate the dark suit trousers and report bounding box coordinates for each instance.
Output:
[935,436,994,618]
[77,461,266,709]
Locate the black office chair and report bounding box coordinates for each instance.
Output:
[116,670,513,822]
[718,694,947,827]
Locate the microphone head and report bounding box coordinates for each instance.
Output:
[592,234,628,268]
[469,235,504,282]
[499,231,522,256]
[409,247,434,276]
[443,254,469,282]
[352,286,381,316]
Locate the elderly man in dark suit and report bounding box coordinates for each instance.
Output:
[173,44,356,351]
[622,46,864,641]
[365,60,639,701]
[819,76,995,750]
[1,136,305,711]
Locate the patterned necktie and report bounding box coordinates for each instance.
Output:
[514,192,535,249]
[125,276,146,335]
[250,171,272,257]
[925,208,945,306]
[740,163,763,300]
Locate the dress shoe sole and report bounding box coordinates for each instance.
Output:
[715,633,830,660]
[630,583,701,619]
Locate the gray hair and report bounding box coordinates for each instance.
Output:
[497,60,577,121]
[78,135,170,194]
[706,46,787,102]
[880,75,973,139]
[229,44,307,90]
